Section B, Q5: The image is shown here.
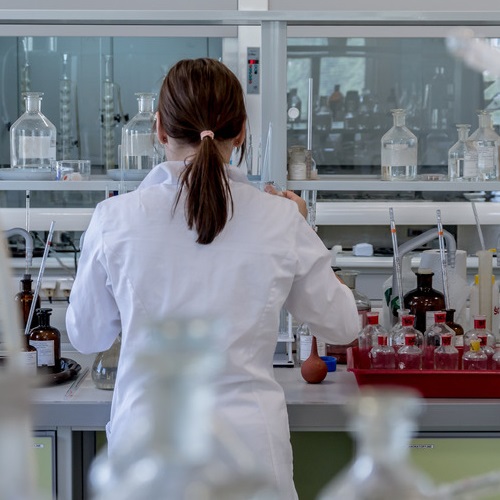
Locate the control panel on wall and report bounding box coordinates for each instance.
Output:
[247,47,260,95]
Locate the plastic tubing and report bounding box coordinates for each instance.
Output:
[391,228,457,298]
[5,227,34,270]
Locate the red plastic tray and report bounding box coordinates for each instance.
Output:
[347,346,500,398]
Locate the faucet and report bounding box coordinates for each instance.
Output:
[5,227,34,270]
[391,227,457,298]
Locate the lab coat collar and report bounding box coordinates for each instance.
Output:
[138,161,251,191]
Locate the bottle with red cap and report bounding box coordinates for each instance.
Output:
[423,311,455,369]
[434,333,459,370]
[462,338,488,370]
[390,314,424,354]
[358,311,388,369]
[397,332,423,370]
[464,315,495,355]
[369,333,396,369]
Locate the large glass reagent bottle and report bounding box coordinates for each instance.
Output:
[121,92,159,173]
[381,108,418,181]
[10,92,57,169]
[448,124,478,180]
[469,110,499,180]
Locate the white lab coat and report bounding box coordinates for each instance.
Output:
[66,161,358,499]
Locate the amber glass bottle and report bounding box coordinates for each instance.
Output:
[403,269,445,335]
[14,274,40,330]
[20,331,38,375]
[445,308,464,347]
[29,308,61,374]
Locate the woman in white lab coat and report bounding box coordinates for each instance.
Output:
[66,58,358,499]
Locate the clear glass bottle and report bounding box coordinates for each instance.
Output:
[28,308,61,375]
[477,334,495,369]
[447,124,478,180]
[468,110,500,180]
[462,338,488,371]
[370,334,396,369]
[445,308,464,346]
[121,93,160,175]
[464,315,495,353]
[391,313,424,353]
[92,335,121,390]
[404,269,445,335]
[298,323,325,364]
[434,333,459,370]
[423,311,455,369]
[492,349,500,370]
[317,387,435,499]
[381,108,418,181]
[389,308,410,351]
[10,92,57,170]
[336,270,371,330]
[397,331,423,370]
[14,273,40,330]
[88,317,277,500]
[358,311,388,369]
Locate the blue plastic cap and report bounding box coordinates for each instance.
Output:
[320,356,337,372]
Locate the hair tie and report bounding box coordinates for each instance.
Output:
[200,130,215,140]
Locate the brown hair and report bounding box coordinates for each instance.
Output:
[158,58,247,245]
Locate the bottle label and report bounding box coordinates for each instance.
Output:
[20,351,37,375]
[299,335,312,362]
[288,162,307,180]
[18,136,53,159]
[316,339,326,357]
[30,340,55,366]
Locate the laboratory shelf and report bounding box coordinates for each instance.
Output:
[287,176,500,192]
[0,175,141,191]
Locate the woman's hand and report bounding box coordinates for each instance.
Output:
[264,184,308,219]
[282,190,308,219]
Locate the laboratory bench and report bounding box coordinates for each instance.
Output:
[30,351,500,499]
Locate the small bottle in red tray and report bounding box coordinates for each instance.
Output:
[462,338,488,371]
[370,334,396,369]
[397,332,422,370]
[423,311,455,369]
[358,311,388,369]
[478,334,495,369]
[434,333,459,370]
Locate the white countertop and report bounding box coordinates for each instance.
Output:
[29,351,500,434]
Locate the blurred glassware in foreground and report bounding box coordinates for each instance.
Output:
[89,317,277,500]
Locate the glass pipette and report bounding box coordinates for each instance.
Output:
[389,207,404,313]
[25,220,55,336]
[436,209,451,310]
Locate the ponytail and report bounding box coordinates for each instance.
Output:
[174,135,233,245]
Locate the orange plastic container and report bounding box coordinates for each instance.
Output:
[347,346,500,398]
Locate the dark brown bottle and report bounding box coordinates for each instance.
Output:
[29,308,61,374]
[445,308,465,346]
[14,274,40,330]
[403,269,445,335]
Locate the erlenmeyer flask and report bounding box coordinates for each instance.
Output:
[317,387,435,500]
[88,317,277,500]
[91,334,121,390]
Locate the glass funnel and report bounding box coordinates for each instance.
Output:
[120,93,160,178]
[10,92,57,170]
